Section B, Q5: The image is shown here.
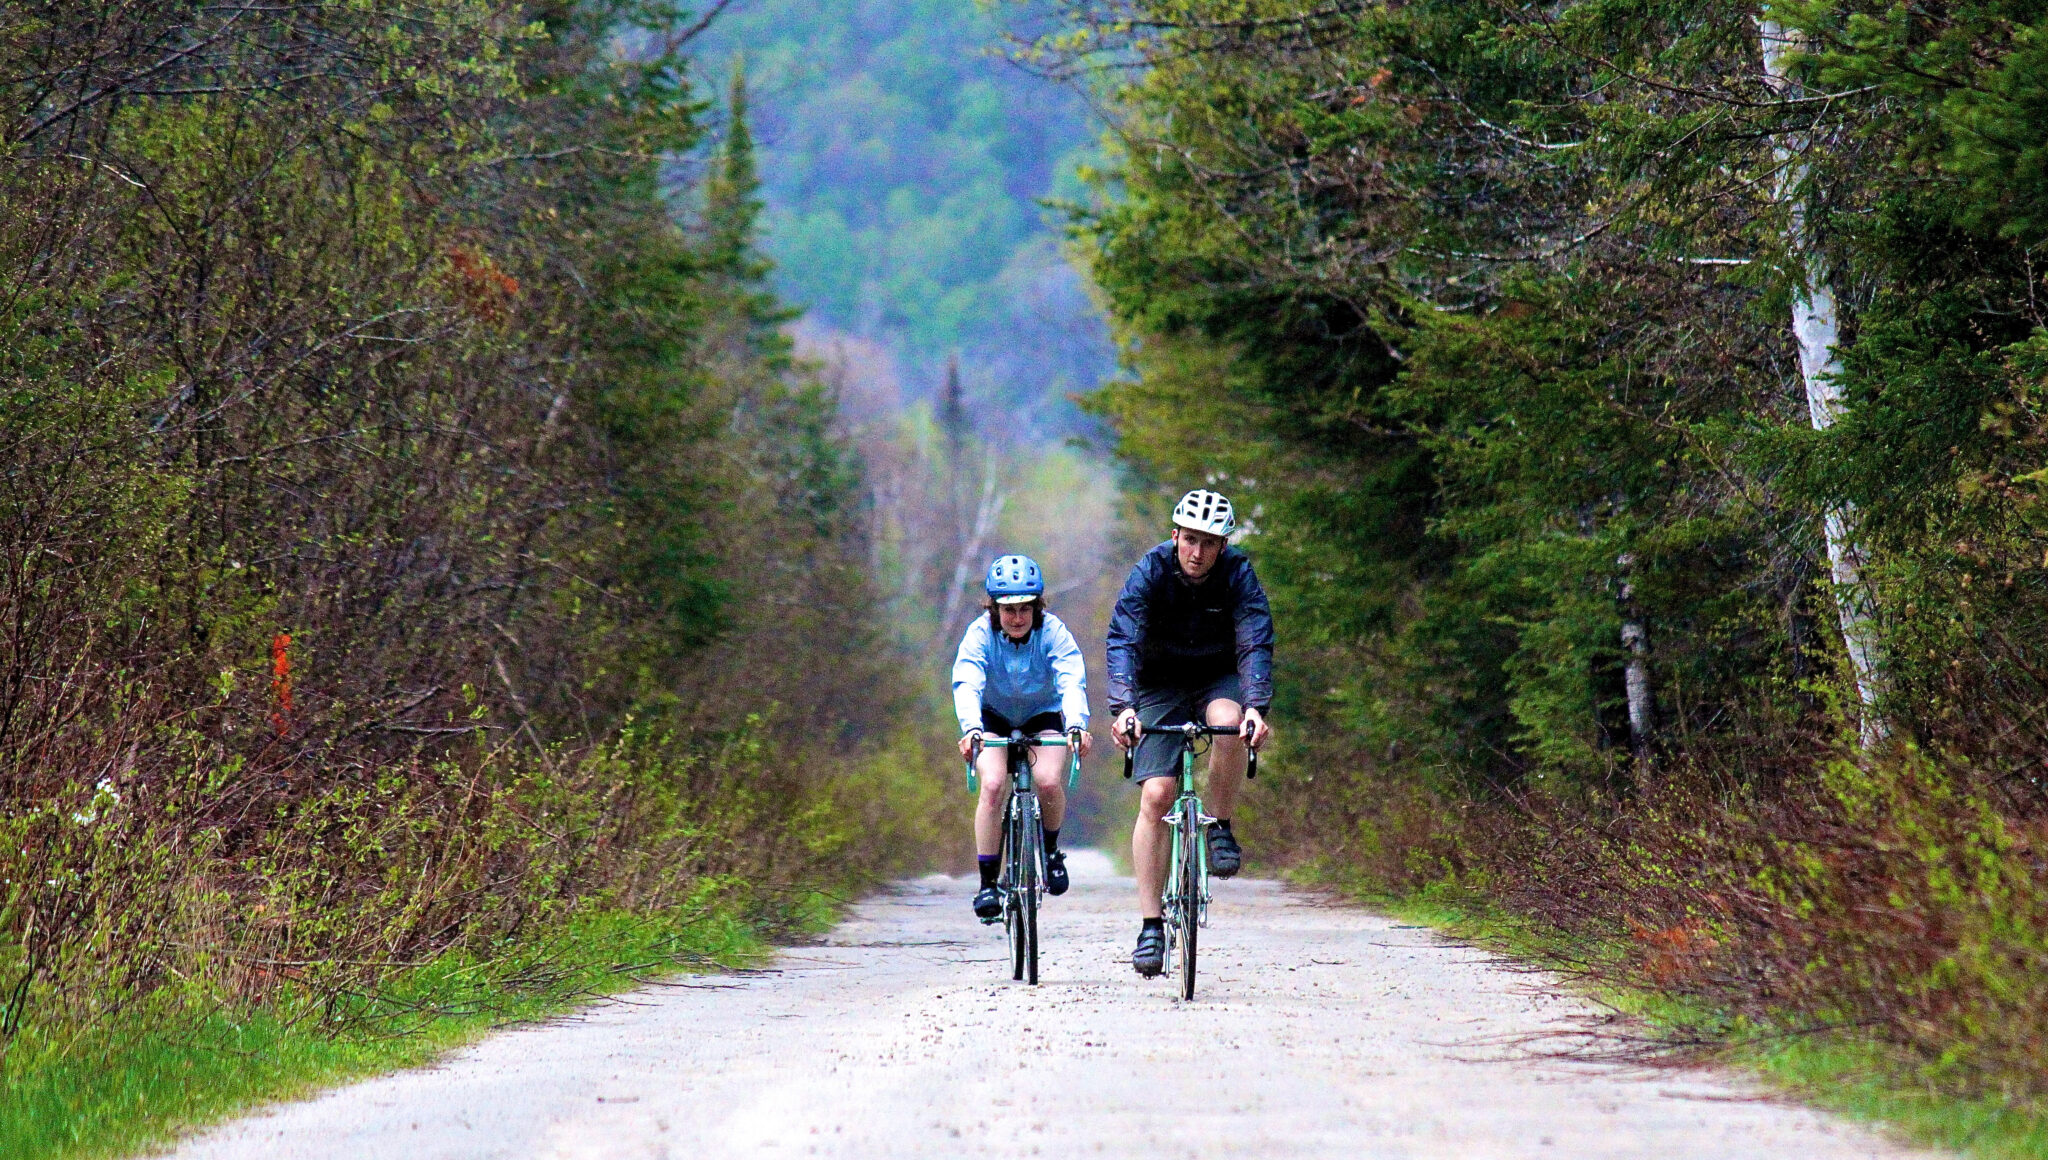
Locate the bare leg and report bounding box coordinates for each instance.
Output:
[972,746,1009,857]
[1131,775,1177,918]
[1203,698,1247,820]
[1028,733,1068,832]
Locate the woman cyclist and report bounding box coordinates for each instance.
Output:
[952,554,1094,921]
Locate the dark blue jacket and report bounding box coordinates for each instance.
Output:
[1105,541,1275,713]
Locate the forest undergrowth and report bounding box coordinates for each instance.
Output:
[1267,723,2048,1128]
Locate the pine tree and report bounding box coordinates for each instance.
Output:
[702,55,788,344]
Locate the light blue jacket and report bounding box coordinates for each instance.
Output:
[951,612,1090,735]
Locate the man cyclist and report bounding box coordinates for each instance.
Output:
[1108,489,1274,977]
[953,554,1094,922]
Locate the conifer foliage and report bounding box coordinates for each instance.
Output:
[1039,0,2048,1097]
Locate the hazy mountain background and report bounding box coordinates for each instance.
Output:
[690,0,1130,842]
[690,0,1117,429]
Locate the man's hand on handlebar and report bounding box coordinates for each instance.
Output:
[1241,707,1271,750]
[1067,726,1094,757]
[1112,708,1141,750]
[957,729,984,760]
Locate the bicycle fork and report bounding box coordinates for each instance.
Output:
[1016,790,1044,887]
[1161,798,1214,928]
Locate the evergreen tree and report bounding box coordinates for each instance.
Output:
[1034,0,2048,1104]
[702,57,792,347]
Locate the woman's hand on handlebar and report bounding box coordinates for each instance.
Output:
[957,729,983,760]
[1068,726,1094,757]
[1241,707,1271,750]
[1112,708,1141,750]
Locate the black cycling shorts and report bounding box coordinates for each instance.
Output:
[980,707,1064,738]
[1129,673,1245,783]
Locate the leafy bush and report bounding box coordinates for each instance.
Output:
[0,0,944,1092]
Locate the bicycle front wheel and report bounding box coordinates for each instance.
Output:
[1022,802,1042,985]
[996,800,1020,980]
[1177,799,1201,1000]
[1023,872,1039,985]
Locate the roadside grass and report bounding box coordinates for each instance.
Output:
[0,902,802,1160]
[1363,883,2048,1159]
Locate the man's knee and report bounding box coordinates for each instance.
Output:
[1139,777,1177,810]
[1204,698,1244,728]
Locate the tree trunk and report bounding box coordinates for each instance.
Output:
[1759,19,1887,744]
[931,461,1005,655]
[1616,554,1654,766]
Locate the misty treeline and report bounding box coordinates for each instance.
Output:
[1034,0,2048,1098]
[0,0,942,1052]
[696,0,1116,417]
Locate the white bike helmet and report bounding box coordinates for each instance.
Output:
[1172,488,1237,536]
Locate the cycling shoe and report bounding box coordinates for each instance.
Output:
[1208,822,1243,879]
[1046,850,1069,896]
[1132,925,1165,977]
[973,885,1002,922]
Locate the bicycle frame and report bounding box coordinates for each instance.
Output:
[965,732,1081,985]
[1163,740,1212,934]
[1123,720,1258,999]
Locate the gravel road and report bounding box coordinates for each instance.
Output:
[169,851,1941,1159]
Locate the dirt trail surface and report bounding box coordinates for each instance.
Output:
[170,852,1939,1159]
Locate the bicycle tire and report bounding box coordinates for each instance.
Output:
[1006,808,1026,981]
[1178,799,1201,1000]
[1023,872,1039,984]
[1024,799,1043,985]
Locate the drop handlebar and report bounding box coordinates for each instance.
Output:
[1117,721,1260,781]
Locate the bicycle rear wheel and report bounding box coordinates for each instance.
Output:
[1177,799,1201,1000]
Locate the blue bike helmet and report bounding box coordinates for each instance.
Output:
[985,554,1045,604]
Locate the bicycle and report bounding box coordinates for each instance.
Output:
[967,730,1081,985]
[1122,721,1258,1000]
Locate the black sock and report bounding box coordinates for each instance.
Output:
[1042,827,1060,855]
[1141,917,1163,932]
[978,855,1000,888]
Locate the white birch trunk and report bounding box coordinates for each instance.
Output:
[932,462,1005,652]
[1621,621,1653,759]
[1616,554,1654,764]
[1760,19,1887,744]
